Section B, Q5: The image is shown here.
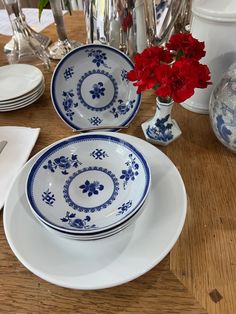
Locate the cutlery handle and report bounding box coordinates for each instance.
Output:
[0,140,7,154]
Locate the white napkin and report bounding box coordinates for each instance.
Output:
[0,9,66,36]
[0,126,40,209]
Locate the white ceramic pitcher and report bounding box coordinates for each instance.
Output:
[182,0,236,114]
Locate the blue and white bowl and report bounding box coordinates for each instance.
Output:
[50,44,141,131]
[26,133,151,235]
[37,205,145,241]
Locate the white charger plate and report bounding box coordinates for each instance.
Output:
[50,44,141,131]
[3,133,187,290]
[0,64,43,101]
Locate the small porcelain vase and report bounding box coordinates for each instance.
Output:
[141,97,182,146]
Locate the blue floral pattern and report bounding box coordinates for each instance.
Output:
[63,166,119,212]
[62,90,78,121]
[121,69,128,82]
[77,69,118,112]
[90,149,108,160]
[110,99,135,118]
[43,154,82,175]
[85,48,110,68]
[64,66,74,80]
[117,200,132,215]
[42,189,55,206]
[51,45,142,131]
[146,114,173,142]
[216,114,232,143]
[60,212,96,229]
[120,154,139,189]
[89,82,105,99]
[79,180,104,197]
[88,116,103,126]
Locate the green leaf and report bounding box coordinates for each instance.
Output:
[38,0,49,21]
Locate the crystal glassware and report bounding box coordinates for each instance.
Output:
[3,0,51,54]
[48,0,82,60]
[2,0,50,69]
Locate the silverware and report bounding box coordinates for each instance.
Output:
[83,0,184,57]
[72,125,129,132]
[0,140,7,154]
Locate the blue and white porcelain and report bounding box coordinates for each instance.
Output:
[5,132,187,288]
[26,133,151,234]
[50,44,141,131]
[142,97,182,146]
[39,204,145,240]
[209,62,236,153]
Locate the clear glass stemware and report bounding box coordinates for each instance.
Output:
[3,0,51,54]
[2,0,50,69]
[48,0,82,60]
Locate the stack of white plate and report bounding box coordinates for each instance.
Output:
[0,64,45,112]
[25,133,151,240]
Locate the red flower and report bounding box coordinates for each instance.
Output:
[127,33,211,103]
[166,33,206,61]
[194,62,211,88]
[167,58,199,103]
[122,11,133,32]
[154,64,172,99]
[127,67,156,93]
[127,46,173,93]
[154,58,211,102]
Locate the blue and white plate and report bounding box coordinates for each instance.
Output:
[50,44,141,131]
[26,133,151,234]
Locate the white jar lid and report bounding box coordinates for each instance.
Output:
[192,0,236,22]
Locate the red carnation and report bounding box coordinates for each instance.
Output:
[194,62,211,88]
[154,64,172,99]
[167,58,199,103]
[127,33,211,103]
[166,33,206,61]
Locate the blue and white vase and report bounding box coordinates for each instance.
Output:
[141,97,182,146]
[209,62,236,153]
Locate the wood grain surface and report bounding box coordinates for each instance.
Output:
[0,11,235,314]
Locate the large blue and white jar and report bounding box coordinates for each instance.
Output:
[141,97,182,146]
[209,62,236,153]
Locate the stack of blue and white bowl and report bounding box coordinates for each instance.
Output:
[25,44,151,240]
[25,133,151,240]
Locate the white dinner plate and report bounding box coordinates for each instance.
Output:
[0,78,44,105]
[0,84,45,112]
[0,64,43,101]
[3,133,187,290]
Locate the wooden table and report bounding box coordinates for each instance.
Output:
[0,11,235,314]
